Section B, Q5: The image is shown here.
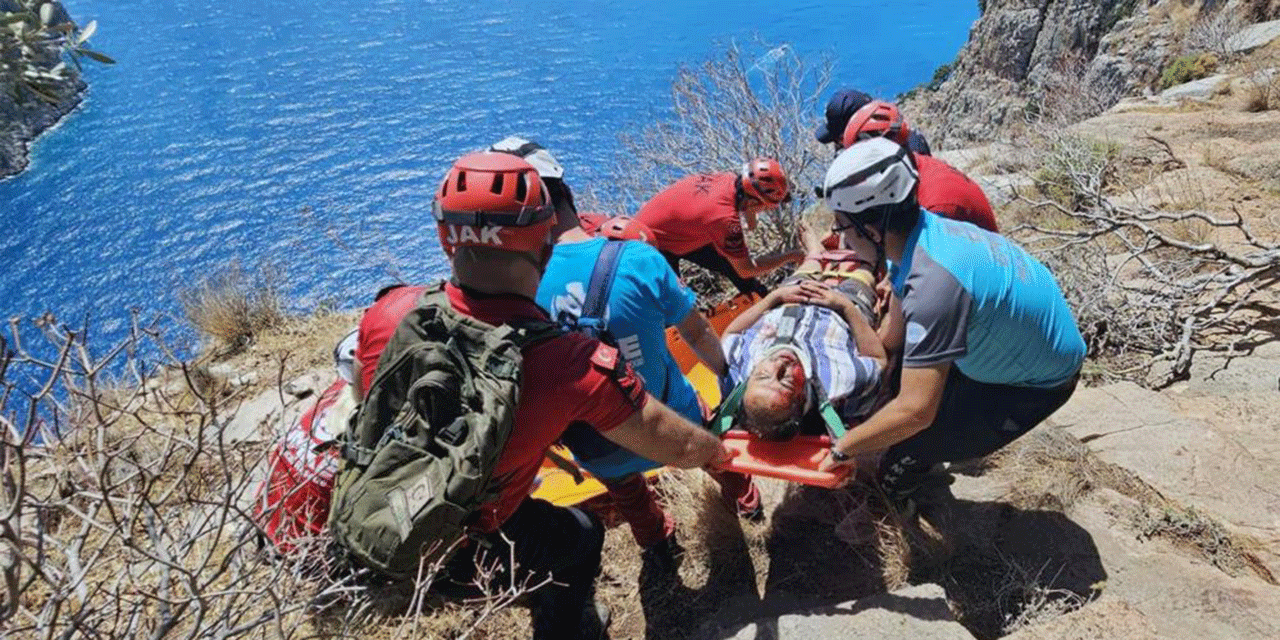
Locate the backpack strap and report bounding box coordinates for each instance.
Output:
[709,380,748,436]
[576,240,626,335]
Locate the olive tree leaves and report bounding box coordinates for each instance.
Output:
[2,1,114,104]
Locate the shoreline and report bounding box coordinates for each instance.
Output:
[0,78,87,180]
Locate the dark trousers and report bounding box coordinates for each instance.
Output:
[444,498,604,640]
[663,245,767,298]
[878,367,1080,499]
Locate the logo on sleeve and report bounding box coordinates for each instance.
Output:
[590,343,619,370]
[722,222,746,254]
[905,321,927,348]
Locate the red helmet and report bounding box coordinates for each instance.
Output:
[740,158,790,205]
[840,100,911,149]
[433,152,557,255]
[598,215,656,246]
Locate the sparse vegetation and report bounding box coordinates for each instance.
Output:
[1185,5,1247,58]
[1102,0,1141,33]
[1134,504,1272,579]
[998,558,1101,635]
[1016,127,1280,387]
[0,311,555,640]
[1031,135,1120,211]
[1158,52,1220,90]
[180,262,288,356]
[1238,49,1280,111]
[583,40,833,304]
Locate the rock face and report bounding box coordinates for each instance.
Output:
[1047,342,1280,578]
[0,0,87,178]
[1226,17,1280,50]
[903,0,1186,149]
[709,584,973,640]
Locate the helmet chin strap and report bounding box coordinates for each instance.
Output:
[847,211,890,280]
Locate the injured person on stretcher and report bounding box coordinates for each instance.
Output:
[715,225,903,454]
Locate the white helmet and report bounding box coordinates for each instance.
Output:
[823,137,918,216]
[489,136,564,180]
[333,329,359,384]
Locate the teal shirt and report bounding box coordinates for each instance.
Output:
[889,210,1085,387]
[537,237,702,422]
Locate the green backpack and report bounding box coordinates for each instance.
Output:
[328,285,561,579]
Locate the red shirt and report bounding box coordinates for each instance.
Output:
[635,173,749,259]
[916,154,999,233]
[356,283,647,532]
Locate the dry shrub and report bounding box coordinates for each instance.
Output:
[1133,504,1274,580]
[1027,52,1126,127]
[1238,49,1280,111]
[988,426,1165,512]
[180,262,287,355]
[1185,6,1247,58]
[995,557,1100,636]
[0,315,542,640]
[1014,129,1280,387]
[582,40,834,303]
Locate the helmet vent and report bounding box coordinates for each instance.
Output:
[514,173,528,202]
[490,173,505,195]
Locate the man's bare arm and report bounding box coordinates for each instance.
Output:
[727,250,805,279]
[602,394,732,468]
[791,280,887,370]
[722,285,807,335]
[675,310,726,376]
[820,362,949,470]
[837,295,888,370]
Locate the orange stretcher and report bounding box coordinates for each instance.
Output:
[531,292,851,506]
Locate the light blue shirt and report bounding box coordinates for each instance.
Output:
[890,210,1085,388]
[537,237,702,422]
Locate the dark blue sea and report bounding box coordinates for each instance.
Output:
[0,0,975,346]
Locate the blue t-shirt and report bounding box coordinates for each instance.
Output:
[537,237,702,423]
[889,210,1085,388]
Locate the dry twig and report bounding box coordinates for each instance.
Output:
[1015,132,1280,386]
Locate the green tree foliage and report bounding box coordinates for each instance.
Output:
[1,0,113,104]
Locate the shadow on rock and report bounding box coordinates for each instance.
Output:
[914,488,1109,640]
[698,483,896,639]
[638,490,766,640]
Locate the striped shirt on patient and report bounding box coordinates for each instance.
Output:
[721,303,883,424]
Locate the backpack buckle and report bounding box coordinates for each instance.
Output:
[340,442,376,468]
[437,416,468,447]
[571,317,604,339]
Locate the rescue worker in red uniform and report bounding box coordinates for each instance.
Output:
[635,159,805,297]
[840,100,999,233]
[354,152,734,640]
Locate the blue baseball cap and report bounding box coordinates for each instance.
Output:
[815,89,873,144]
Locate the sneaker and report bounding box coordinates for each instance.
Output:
[641,534,685,576]
[890,495,918,522]
[580,600,611,640]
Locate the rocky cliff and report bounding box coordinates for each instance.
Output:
[904,0,1280,149]
[0,0,86,178]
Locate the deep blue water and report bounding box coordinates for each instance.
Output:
[1,0,975,345]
